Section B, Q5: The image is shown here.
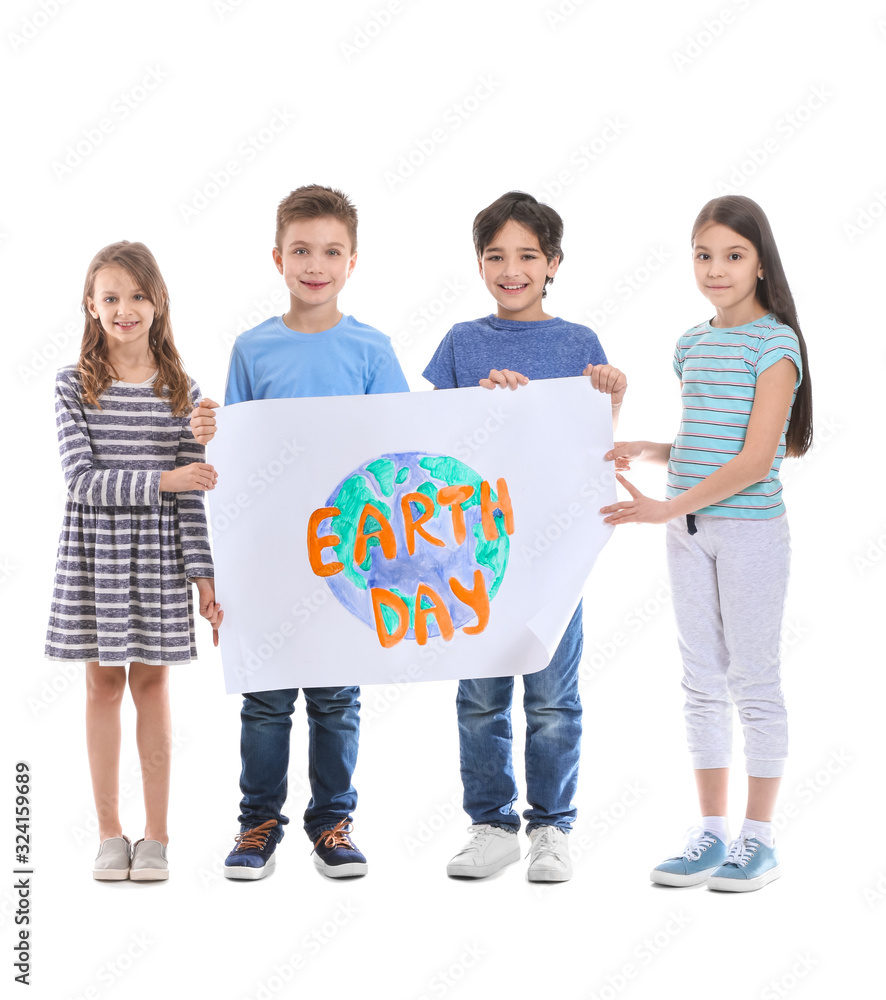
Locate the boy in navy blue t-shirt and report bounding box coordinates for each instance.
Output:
[423,191,626,882]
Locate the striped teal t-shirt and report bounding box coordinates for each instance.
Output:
[666,313,802,519]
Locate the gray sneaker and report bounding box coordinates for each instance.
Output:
[447,825,520,878]
[93,835,131,881]
[130,839,169,881]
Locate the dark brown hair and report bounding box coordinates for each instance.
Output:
[473,191,563,297]
[691,196,813,457]
[275,185,358,252]
[79,241,193,417]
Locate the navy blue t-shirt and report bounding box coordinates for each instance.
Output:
[422,314,607,388]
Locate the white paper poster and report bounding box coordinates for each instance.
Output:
[209,377,616,692]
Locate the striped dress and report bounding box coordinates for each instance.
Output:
[45,365,214,666]
[665,313,802,518]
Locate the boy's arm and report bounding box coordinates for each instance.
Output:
[189,343,251,444]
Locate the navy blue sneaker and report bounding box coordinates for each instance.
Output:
[224,820,278,880]
[312,819,368,878]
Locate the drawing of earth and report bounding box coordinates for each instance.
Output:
[321,452,510,639]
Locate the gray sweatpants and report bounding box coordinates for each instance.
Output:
[666,513,791,778]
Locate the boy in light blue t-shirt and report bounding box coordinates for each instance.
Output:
[191,185,408,881]
[424,191,626,883]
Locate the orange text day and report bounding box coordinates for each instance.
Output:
[307,479,514,648]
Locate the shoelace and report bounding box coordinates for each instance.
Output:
[526,827,561,860]
[453,826,496,858]
[680,826,717,861]
[724,834,759,867]
[233,819,277,852]
[313,818,355,853]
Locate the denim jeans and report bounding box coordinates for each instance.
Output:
[238,685,360,842]
[456,602,583,833]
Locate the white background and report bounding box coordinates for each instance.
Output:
[3,1,884,997]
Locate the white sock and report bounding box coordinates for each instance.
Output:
[701,816,729,843]
[740,818,774,848]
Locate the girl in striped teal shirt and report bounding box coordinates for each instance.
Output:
[600,196,813,892]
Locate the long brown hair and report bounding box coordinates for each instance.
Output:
[79,241,193,416]
[691,196,812,457]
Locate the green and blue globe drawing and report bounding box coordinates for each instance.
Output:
[321,452,510,640]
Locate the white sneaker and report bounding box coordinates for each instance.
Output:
[447,825,520,878]
[527,826,572,882]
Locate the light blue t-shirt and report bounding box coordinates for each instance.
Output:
[422,314,607,388]
[666,313,802,519]
[224,313,409,405]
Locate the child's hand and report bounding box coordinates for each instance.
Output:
[190,398,220,445]
[479,369,529,390]
[605,441,646,472]
[194,577,223,646]
[160,463,218,492]
[584,364,627,407]
[600,474,673,526]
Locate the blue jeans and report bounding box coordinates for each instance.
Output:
[238,686,360,842]
[456,602,583,833]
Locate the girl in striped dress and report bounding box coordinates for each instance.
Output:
[599,196,813,892]
[45,241,222,881]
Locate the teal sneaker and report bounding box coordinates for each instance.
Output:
[650,827,728,886]
[707,833,781,892]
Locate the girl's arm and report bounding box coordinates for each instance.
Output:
[601,358,798,525]
[55,370,166,507]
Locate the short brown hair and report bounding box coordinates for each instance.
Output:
[275,185,358,252]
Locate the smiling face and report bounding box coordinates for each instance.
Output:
[693,223,765,327]
[86,265,156,347]
[478,219,560,321]
[273,215,357,312]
